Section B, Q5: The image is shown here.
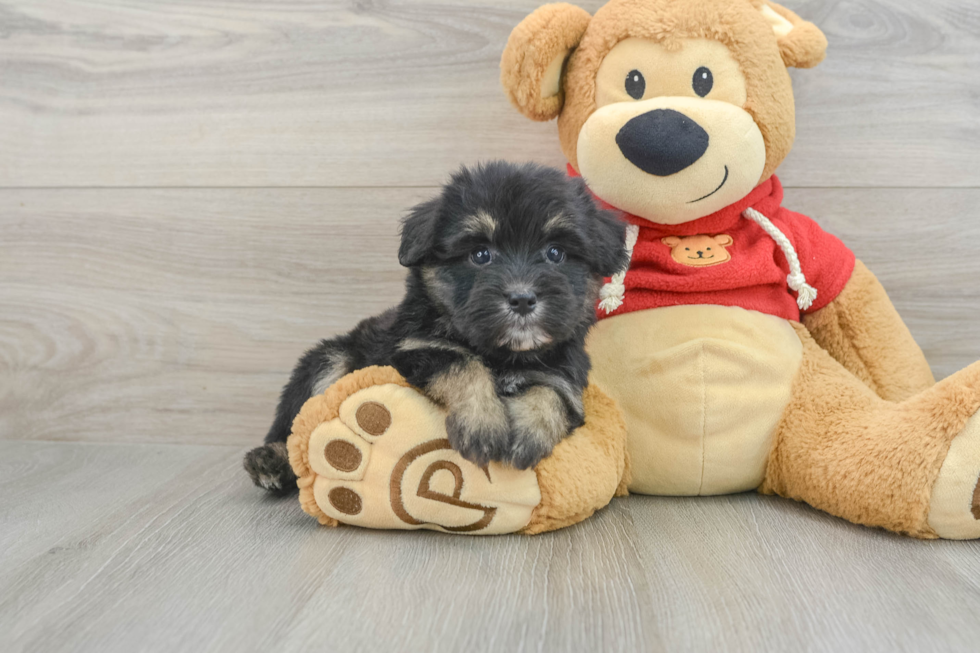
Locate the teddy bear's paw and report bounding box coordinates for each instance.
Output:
[928,411,980,539]
[301,382,542,534]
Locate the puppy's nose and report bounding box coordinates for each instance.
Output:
[616,109,709,176]
[508,291,537,316]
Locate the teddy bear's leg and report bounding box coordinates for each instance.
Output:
[802,260,936,402]
[288,366,628,535]
[520,384,631,535]
[760,324,980,538]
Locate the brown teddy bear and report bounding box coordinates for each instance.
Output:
[499,0,980,539]
[288,0,979,539]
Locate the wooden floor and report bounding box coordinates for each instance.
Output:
[2,1,980,651]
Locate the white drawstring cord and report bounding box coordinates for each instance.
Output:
[599,209,817,314]
[598,224,640,314]
[742,207,818,311]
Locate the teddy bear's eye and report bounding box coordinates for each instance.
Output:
[693,66,713,97]
[625,69,646,100]
[684,247,690,251]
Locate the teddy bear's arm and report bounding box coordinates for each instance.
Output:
[802,260,935,402]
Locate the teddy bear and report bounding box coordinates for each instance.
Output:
[499,0,980,539]
[287,0,980,539]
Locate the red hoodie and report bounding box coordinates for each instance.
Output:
[571,168,855,322]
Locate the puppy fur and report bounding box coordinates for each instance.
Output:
[244,161,627,494]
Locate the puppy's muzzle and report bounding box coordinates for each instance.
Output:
[616,108,709,177]
[507,291,537,316]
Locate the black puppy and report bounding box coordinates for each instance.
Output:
[244,161,627,493]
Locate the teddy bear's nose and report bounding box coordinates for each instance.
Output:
[616,109,710,176]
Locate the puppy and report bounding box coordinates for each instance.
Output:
[244,161,627,493]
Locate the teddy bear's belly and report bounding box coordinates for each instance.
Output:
[586,305,803,495]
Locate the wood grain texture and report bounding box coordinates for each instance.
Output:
[0,187,421,445]
[2,441,979,653]
[2,187,979,447]
[3,1,980,651]
[1,0,978,188]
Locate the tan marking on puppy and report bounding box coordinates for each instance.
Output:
[397,338,472,357]
[422,266,455,311]
[544,212,574,234]
[522,371,585,422]
[429,360,509,435]
[499,324,553,352]
[507,386,570,444]
[311,351,350,396]
[462,210,498,239]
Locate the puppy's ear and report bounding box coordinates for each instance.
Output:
[500,3,592,121]
[572,181,628,278]
[761,1,828,69]
[398,197,442,268]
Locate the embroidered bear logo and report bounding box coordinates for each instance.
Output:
[662,234,734,267]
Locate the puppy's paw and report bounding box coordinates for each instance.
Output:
[445,407,512,468]
[504,386,572,470]
[243,443,297,495]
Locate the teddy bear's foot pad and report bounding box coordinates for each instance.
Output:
[928,411,980,539]
[289,368,541,535]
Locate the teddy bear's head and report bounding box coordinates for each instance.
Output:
[501,0,827,225]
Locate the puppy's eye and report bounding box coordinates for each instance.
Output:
[693,67,713,97]
[546,246,565,264]
[625,69,645,100]
[470,246,492,265]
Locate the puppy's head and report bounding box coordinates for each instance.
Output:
[399,161,627,355]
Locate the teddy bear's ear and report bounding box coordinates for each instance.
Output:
[500,3,592,122]
[760,1,828,69]
[714,234,734,247]
[662,237,682,247]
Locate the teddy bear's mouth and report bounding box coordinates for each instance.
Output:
[687,165,729,204]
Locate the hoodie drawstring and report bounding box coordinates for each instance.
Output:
[742,207,817,311]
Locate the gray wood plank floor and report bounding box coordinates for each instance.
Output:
[3,441,980,653]
[2,0,980,651]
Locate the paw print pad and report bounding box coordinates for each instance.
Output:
[301,382,541,535]
[928,410,980,539]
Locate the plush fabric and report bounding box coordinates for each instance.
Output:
[521,383,630,534]
[289,366,629,535]
[575,172,856,322]
[802,260,936,402]
[500,3,592,121]
[762,325,980,539]
[560,0,809,182]
[587,304,802,495]
[928,414,980,539]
